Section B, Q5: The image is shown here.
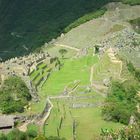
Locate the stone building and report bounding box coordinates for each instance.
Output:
[0,115,15,133]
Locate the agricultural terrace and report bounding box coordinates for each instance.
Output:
[39,49,123,139]
[29,59,59,89]
[41,55,98,96]
[44,89,123,140]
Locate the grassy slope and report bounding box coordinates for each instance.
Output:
[42,53,123,139]
[45,97,123,140]
[41,55,99,96]
[0,0,113,60]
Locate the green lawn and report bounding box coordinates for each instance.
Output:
[27,53,123,138]
[41,55,99,96]
[45,96,123,140]
[72,107,123,140]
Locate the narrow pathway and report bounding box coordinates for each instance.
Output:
[90,66,94,86]
[55,43,80,51]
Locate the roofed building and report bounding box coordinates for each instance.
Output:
[0,115,14,133]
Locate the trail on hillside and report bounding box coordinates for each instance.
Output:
[55,44,80,51]
[90,66,94,86]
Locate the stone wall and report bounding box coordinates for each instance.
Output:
[0,52,51,101]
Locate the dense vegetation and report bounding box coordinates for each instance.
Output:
[0,0,139,60]
[130,17,140,34]
[0,128,66,140]
[101,123,140,140]
[102,81,140,125]
[0,76,31,114]
[64,8,107,33]
[0,0,114,60]
[122,0,140,5]
[127,61,140,81]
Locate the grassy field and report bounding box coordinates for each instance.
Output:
[41,55,99,96]
[25,54,98,114]
[44,94,123,140]
[41,53,123,139]
[23,50,124,138]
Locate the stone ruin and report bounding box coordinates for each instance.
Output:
[0,52,52,101]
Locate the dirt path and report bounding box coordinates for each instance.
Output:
[90,66,94,86]
[55,43,80,51]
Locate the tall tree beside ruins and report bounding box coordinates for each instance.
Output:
[59,49,68,58]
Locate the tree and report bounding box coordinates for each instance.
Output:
[27,129,37,138]
[7,129,27,140]
[59,49,67,58]
[94,45,100,54]
[0,76,31,114]
[102,81,139,125]
[34,134,47,140]
[101,123,140,140]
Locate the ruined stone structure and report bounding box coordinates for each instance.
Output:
[0,52,51,101]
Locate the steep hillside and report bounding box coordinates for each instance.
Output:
[0,0,139,60]
[0,0,113,60]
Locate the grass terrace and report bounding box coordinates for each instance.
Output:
[41,55,99,96]
[44,92,123,140]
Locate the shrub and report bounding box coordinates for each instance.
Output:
[127,61,140,81]
[0,76,31,114]
[27,129,37,138]
[102,81,139,125]
[0,133,7,140]
[7,129,27,140]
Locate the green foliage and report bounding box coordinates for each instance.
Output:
[102,81,139,125]
[34,135,47,140]
[122,0,140,5]
[47,136,66,140]
[0,0,113,60]
[0,76,31,114]
[59,49,68,58]
[27,123,38,138]
[129,17,140,33]
[101,123,140,140]
[64,8,107,33]
[127,61,140,81]
[0,133,7,140]
[0,0,139,60]
[7,129,27,140]
[94,45,101,54]
[0,127,67,140]
[27,129,37,138]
